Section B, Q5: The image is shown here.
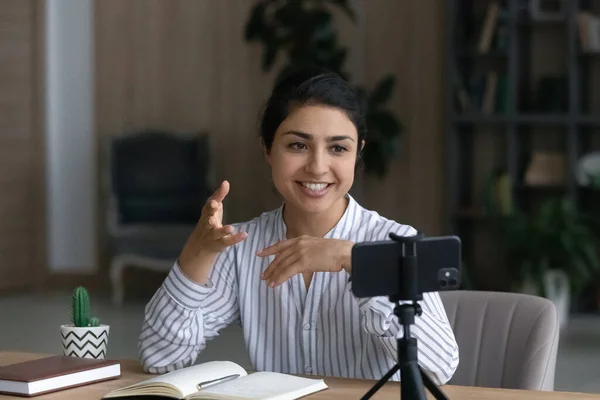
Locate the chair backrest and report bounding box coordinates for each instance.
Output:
[109,130,211,225]
[439,290,559,391]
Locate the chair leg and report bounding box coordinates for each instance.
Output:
[110,256,125,306]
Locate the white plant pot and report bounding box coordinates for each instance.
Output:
[543,270,570,330]
[519,270,570,330]
[60,324,110,359]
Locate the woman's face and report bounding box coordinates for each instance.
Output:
[265,104,362,215]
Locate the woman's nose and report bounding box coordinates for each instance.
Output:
[305,152,328,175]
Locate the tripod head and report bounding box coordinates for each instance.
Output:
[387,231,424,304]
[386,231,425,336]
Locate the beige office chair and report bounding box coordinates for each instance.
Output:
[439,290,559,391]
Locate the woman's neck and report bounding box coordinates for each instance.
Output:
[283,196,349,239]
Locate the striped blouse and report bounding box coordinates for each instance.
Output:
[138,194,459,384]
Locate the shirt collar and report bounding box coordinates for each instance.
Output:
[275,193,359,241]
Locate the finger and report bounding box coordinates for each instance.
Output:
[219,231,248,247]
[261,248,295,280]
[202,199,220,217]
[209,180,230,203]
[211,224,234,237]
[257,239,295,257]
[207,215,224,228]
[267,257,301,288]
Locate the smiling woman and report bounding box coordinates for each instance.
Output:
[138,67,460,386]
[265,104,361,229]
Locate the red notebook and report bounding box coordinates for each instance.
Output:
[0,355,121,397]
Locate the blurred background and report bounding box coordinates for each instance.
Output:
[1,0,600,394]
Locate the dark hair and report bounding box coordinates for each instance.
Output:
[259,66,367,162]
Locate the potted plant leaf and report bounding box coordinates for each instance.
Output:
[60,286,110,359]
[499,197,600,329]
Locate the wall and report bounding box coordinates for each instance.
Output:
[46,0,96,271]
[0,0,46,291]
[94,0,447,274]
[94,0,281,225]
[360,1,446,237]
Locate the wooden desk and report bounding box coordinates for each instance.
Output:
[1,351,598,399]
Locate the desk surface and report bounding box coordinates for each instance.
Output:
[0,351,598,400]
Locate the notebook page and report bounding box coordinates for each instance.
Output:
[123,361,247,398]
[197,371,327,400]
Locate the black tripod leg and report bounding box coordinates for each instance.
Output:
[400,357,427,400]
[360,364,399,400]
[360,303,451,400]
[420,367,449,400]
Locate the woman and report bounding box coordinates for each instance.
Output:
[138,67,459,385]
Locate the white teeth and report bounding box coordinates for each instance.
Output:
[301,182,328,191]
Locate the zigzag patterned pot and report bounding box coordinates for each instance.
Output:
[60,324,110,359]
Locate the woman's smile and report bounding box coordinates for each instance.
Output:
[296,181,333,198]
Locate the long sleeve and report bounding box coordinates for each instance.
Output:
[355,292,459,385]
[138,248,239,374]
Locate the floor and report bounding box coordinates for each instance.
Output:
[1,290,600,395]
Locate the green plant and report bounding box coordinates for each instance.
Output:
[499,197,600,298]
[588,172,600,188]
[244,0,403,178]
[72,286,100,327]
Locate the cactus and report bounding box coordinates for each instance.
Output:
[71,286,100,327]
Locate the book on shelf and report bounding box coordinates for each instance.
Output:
[524,151,566,187]
[102,360,328,400]
[453,69,509,115]
[478,1,500,53]
[482,71,498,115]
[453,65,471,112]
[467,70,486,112]
[495,74,509,114]
[484,170,513,216]
[577,11,600,53]
[0,355,121,397]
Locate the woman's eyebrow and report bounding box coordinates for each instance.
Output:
[328,135,354,142]
[283,131,355,142]
[283,131,312,140]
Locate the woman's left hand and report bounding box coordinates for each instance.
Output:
[257,236,353,288]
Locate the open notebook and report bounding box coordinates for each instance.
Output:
[102,361,328,400]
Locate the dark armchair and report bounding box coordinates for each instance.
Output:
[105,130,213,304]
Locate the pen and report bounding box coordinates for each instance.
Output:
[197,374,240,390]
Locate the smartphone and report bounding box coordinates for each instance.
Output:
[350,235,461,298]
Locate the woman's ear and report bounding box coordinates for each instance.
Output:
[261,138,271,166]
[355,140,366,171]
[357,140,365,159]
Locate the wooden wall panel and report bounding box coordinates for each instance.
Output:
[358,0,446,236]
[0,0,45,292]
[94,0,447,276]
[95,0,280,224]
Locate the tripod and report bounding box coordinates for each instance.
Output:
[361,232,449,400]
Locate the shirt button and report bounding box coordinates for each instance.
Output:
[303,323,311,330]
[305,366,312,373]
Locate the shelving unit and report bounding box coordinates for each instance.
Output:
[445,0,600,308]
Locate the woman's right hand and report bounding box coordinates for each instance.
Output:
[178,180,247,284]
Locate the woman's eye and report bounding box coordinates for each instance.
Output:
[331,145,348,153]
[289,142,307,150]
